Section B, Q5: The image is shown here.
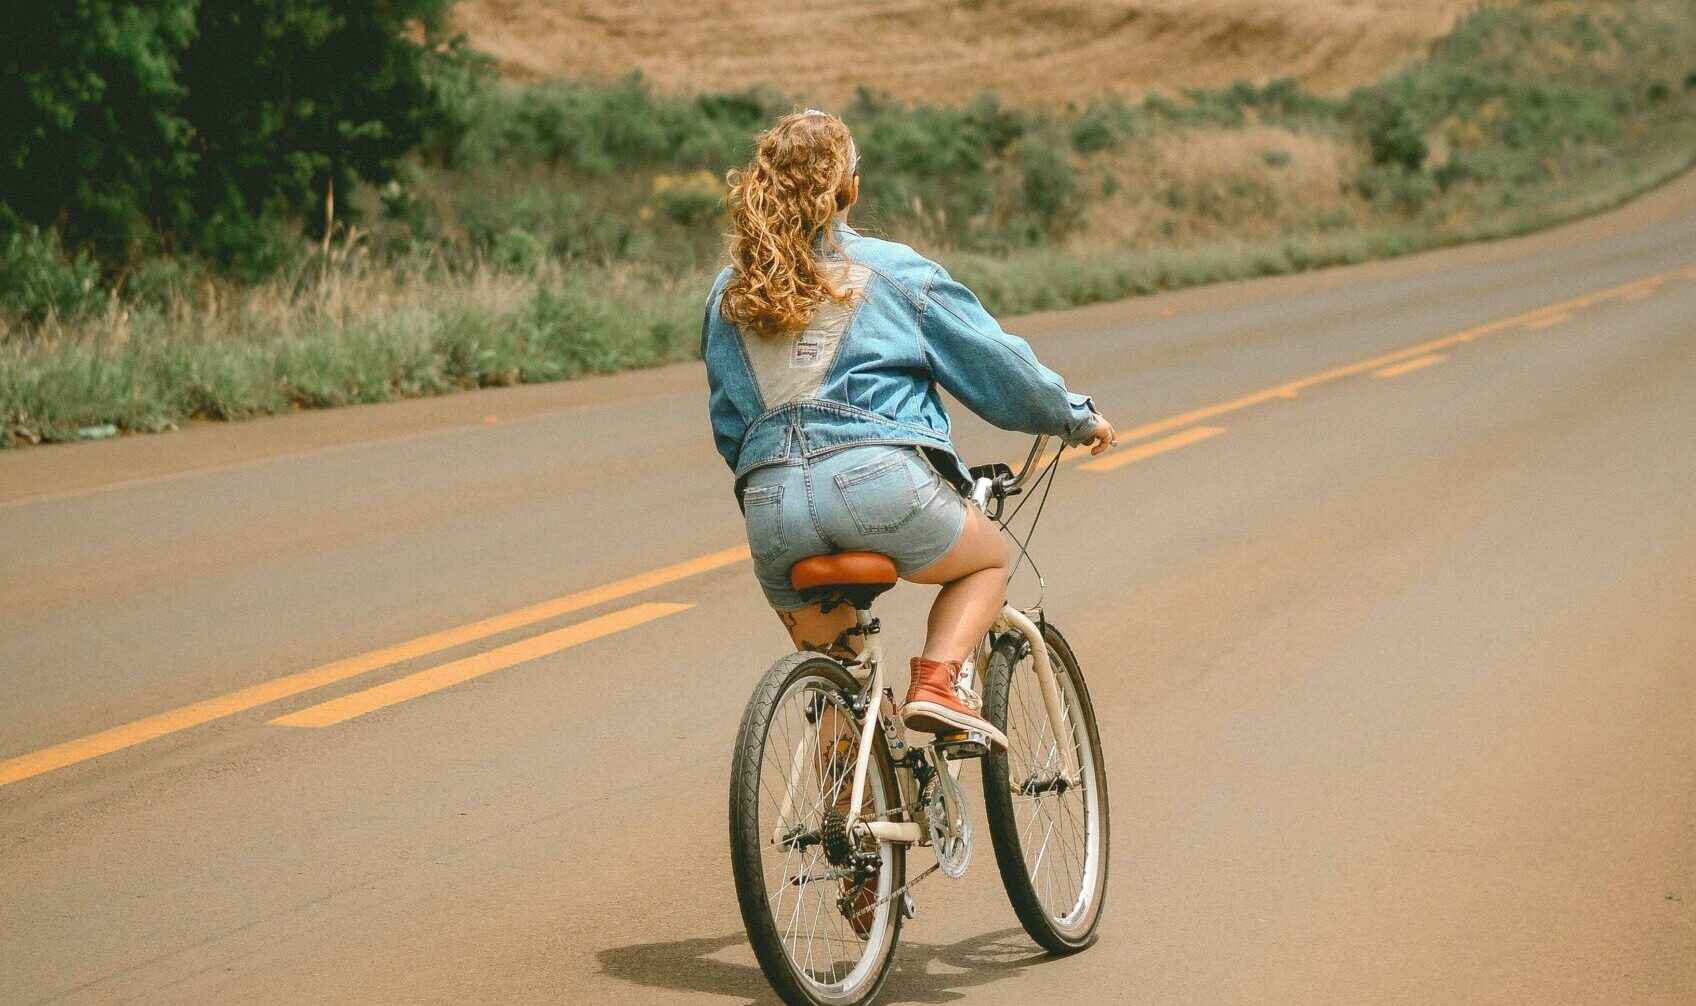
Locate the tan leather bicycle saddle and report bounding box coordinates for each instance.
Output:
[790,552,898,610]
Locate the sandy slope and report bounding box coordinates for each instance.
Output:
[451,0,1490,105]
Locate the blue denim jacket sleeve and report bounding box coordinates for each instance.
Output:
[702,269,746,471]
[918,264,1098,445]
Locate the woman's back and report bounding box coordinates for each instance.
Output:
[703,220,1098,488]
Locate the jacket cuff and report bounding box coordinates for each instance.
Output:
[1061,392,1098,446]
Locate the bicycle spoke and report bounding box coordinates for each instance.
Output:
[745,671,898,994]
[997,641,1099,927]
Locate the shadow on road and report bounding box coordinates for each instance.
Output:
[598,927,1051,1004]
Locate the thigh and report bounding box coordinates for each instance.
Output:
[903,504,1007,585]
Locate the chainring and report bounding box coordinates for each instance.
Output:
[926,776,973,879]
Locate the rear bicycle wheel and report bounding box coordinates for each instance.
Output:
[729,652,906,1006]
[980,621,1110,953]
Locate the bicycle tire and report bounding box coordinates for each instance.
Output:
[980,621,1110,953]
[729,652,906,1006]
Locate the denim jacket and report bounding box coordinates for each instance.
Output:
[702,223,1097,490]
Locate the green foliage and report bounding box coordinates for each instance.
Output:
[450,72,778,173]
[0,0,456,270]
[1018,135,1077,229]
[1355,165,1438,215]
[0,220,104,323]
[0,1,198,259]
[177,0,456,242]
[1137,79,1342,131]
[1349,93,1428,171]
[490,228,543,273]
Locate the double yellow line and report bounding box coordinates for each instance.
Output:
[1,264,1686,789]
[1077,265,1681,473]
[0,548,746,787]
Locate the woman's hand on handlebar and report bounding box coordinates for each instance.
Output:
[1081,414,1117,456]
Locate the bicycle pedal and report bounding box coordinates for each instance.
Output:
[932,729,990,760]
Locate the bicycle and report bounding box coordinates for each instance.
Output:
[728,435,1110,1006]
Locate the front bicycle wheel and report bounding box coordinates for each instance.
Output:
[729,652,906,1006]
[980,621,1110,953]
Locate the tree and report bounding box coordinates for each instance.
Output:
[178,0,454,242]
[0,2,198,259]
[0,0,455,268]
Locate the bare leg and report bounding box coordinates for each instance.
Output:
[905,507,1008,663]
[775,603,860,659]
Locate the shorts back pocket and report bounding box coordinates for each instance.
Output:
[835,451,923,534]
[742,484,787,562]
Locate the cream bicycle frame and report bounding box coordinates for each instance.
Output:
[835,435,1080,846]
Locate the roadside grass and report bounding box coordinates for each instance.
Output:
[3,0,1695,446]
[1,262,696,443]
[955,138,1696,315]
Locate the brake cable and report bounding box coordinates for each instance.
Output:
[999,443,1065,602]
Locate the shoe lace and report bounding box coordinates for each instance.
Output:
[949,670,983,712]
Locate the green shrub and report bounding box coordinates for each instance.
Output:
[1350,93,1428,171]
[1071,100,1143,152]
[192,211,304,283]
[123,255,204,310]
[651,172,726,228]
[1355,165,1438,214]
[0,224,104,324]
[1019,135,1077,229]
[490,229,543,273]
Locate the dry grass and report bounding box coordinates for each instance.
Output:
[1075,124,1365,247]
[452,0,1499,107]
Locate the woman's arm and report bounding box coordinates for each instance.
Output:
[918,263,1105,447]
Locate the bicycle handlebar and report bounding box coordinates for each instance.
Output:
[1003,435,1051,492]
[968,435,1052,514]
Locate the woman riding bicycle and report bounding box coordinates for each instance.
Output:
[703,109,1115,750]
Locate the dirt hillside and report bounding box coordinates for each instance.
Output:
[451,0,1492,106]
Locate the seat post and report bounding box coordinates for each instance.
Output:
[847,604,884,827]
[854,607,881,678]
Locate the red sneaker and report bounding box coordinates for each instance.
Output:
[900,657,1008,751]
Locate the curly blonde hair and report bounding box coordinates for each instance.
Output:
[721,110,860,339]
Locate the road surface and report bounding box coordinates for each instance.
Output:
[4,175,1695,1004]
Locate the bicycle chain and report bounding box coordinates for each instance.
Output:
[848,861,942,925]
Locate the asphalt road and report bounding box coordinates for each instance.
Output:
[3,175,1695,1005]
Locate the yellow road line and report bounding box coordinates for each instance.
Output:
[1082,265,1687,454]
[1526,311,1575,330]
[271,602,691,728]
[1373,353,1449,379]
[8,264,1691,788]
[1081,426,1226,472]
[0,549,745,787]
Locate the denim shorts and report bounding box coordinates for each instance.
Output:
[741,444,968,611]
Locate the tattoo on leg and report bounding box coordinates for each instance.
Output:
[804,637,860,661]
[778,610,859,660]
